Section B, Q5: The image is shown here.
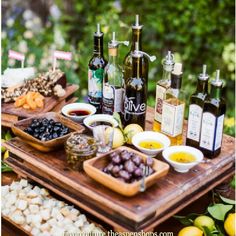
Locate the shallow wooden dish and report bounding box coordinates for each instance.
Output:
[11,112,85,152]
[83,146,170,197]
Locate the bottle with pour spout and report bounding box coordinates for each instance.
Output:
[123,15,149,85]
[88,24,107,113]
[186,65,209,148]
[124,42,156,129]
[199,70,226,158]
[102,32,129,115]
[153,51,175,132]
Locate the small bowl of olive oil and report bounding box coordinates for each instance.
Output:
[132,131,171,157]
[162,146,204,173]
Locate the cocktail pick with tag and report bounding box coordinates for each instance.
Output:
[8,50,25,68]
[53,50,72,71]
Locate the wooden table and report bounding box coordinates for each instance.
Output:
[3,107,235,232]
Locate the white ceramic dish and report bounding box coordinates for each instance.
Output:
[83,114,118,130]
[61,103,96,123]
[162,145,204,173]
[132,131,171,157]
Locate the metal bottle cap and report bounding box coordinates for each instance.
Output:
[132,42,156,62]
[132,15,143,30]
[199,64,209,81]
[163,51,175,72]
[108,32,129,48]
[95,23,103,37]
[211,70,223,87]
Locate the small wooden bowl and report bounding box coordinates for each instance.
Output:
[83,146,170,197]
[11,112,85,152]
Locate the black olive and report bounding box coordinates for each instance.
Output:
[111,165,120,176]
[112,154,121,164]
[132,155,142,166]
[146,157,154,167]
[106,163,114,173]
[124,160,136,173]
[52,133,58,139]
[53,126,60,132]
[121,152,131,162]
[103,167,108,173]
[119,170,130,181]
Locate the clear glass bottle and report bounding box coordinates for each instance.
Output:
[161,63,185,145]
[199,70,226,158]
[88,24,107,113]
[186,65,209,148]
[123,42,156,129]
[102,32,129,115]
[153,51,175,131]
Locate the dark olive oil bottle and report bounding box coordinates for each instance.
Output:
[123,42,156,129]
[88,24,107,113]
[123,15,149,85]
[199,70,226,158]
[186,65,209,148]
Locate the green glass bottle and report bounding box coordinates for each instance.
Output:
[186,65,209,148]
[102,32,129,115]
[124,42,156,129]
[199,70,226,158]
[123,15,149,85]
[88,24,107,113]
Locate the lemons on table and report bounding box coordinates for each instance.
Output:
[178,226,203,236]
[105,127,125,148]
[224,213,236,236]
[194,215,216,232]
[124,124,143,144]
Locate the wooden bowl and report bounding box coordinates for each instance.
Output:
[11,112,85,152]
[83,146,170,197]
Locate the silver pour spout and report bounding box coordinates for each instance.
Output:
[212,69,223,87]
[109,31,129,48]
[133,42,156,62]
[199,64,209,80]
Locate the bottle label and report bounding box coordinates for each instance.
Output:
[154,84,167,122]
[88,68,104,98]
[187,104,203,142]
[200,112,216,151]
[161,101,185,137]
[124,96,146,115]
[214,114,224,150]
[103,83,123,114]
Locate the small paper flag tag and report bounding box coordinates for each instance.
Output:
[54,50,72,61]
[8,50,25,61]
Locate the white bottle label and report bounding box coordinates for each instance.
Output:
[154,85,167,122]
[200,112,216,150]
[161,101,185,137]
[187,104,203,142]
[114,88,123,113]
[214,114,224,150]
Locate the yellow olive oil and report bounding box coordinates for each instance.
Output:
[169,151,196,163]
[138,140,164,149]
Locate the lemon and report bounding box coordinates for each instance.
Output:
[194,215,216,232]
[3,150,9,160]
[178,226,203,236]
[105,127,125,148]
[224,213,236,236]
[124,124,143,144]
[1,139,6,153]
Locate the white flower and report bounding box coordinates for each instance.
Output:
[18,41,28,53]
[27,54,35,66]
[6,18,14,27]
[1,31,7,39]
[32,16,41,26]
[8,58,15,67]
[50,5,61,21]
[23,10,33,21]
[25,20,33,29]
[54,27,65,47]
[23,30,33,39]
[113,0,122,12]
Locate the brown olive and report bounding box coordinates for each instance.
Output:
[112,154,122,164]
[119,170,130,181]
[124,160,136,173]
[146,157,154,167]
[121,151,131,161]
[111,165,120,175]
[134,168,143,177]
[106,163,114,172]
[132,155,142,166]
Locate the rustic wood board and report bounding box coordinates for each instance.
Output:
[1,84,78,118]
[3,107,235,231]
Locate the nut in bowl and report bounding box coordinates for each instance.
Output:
[83,114,118,130]
[132,131,171,157]
[61,103,96,123]
[162,146,204,173]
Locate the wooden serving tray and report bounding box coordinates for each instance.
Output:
[84,146,169,196]
[1,84,78,118]
[3,132,235,232]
